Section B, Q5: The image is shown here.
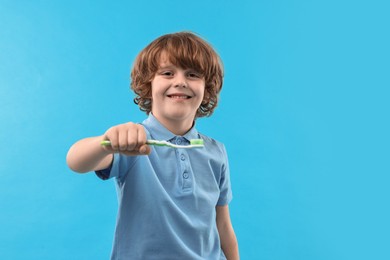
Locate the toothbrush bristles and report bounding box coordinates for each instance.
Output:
[190,139,204,146]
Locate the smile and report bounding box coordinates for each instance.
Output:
[167,94,191,99]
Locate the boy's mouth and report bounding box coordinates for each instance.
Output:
[167,94,192,99]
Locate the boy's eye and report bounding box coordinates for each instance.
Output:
[161,71,173,76]
[187,72,201,78]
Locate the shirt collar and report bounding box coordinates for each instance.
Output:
[142,113,199,142]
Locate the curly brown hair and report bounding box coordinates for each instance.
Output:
[130,31,224,118]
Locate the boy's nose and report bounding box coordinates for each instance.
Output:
[173,73,187,88]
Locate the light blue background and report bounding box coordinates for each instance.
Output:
[1,0,389,259]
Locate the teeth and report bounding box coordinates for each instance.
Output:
[169,95,189,99]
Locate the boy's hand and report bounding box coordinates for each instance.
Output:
[101,122,151,156]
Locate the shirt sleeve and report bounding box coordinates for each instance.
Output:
[95,153,137,181]
[217,144,233,206]
[95,162,112,180]
[95,154,115,180]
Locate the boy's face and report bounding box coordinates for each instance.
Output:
[151,53,205,129]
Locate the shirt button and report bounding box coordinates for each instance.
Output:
[180,154,185,161]
[177,139,182,144]
[183,172,189,179]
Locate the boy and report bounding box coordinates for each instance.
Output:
[66,32,239,260]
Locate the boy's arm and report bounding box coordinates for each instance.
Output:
[66,122,150,173]
[216,205,239,260]
[66,136,114,173]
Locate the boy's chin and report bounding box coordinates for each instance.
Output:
[168,112,196,121]
[156,111,196,121]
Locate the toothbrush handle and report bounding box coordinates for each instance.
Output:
[101,140,161,146]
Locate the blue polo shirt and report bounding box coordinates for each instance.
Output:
[96,114,232,260]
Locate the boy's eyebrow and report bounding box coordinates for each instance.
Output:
[158,64,200,73]
[158,64,175,70]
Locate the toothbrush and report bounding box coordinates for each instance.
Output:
[100,139,204,149]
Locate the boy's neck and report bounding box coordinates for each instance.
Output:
[152,113,194,136]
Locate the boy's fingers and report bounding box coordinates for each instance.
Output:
[119,129,129,151]
[102,123,150,156]
[103,144,150,156]
[139,144,151,155]
[126,126,138,151]
[119,145,150,156]
[137,124,147,145]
